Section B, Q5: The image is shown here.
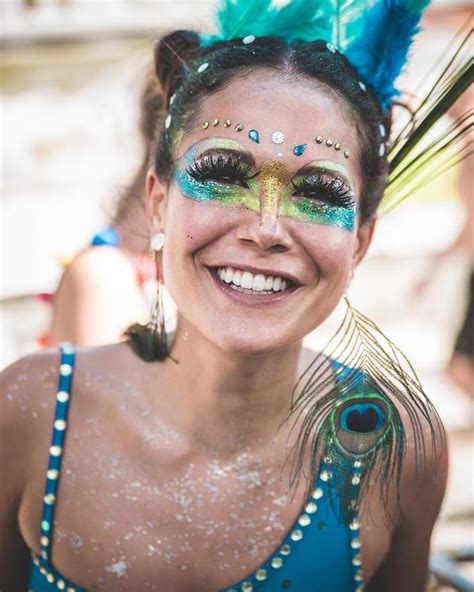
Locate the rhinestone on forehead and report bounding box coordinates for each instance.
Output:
[271,131,285,144]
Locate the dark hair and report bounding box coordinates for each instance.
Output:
[152,31,391,223]
[111,67,164,251]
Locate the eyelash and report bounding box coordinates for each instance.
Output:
[186,154,257,188]
[291,175,355,208]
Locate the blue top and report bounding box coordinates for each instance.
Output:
[29,345,364,592]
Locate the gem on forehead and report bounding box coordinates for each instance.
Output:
[248,129,260,144]
[197,62,209,73]
[271,131,285,145]
[293,144,307,156]
[243,35,256,45]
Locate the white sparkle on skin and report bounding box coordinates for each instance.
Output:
[105,560,129,578]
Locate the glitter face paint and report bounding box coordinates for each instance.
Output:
[173,140,357,231]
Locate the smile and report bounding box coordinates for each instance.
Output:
[216,266,292,294]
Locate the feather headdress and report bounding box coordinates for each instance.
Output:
[201,0,431,111]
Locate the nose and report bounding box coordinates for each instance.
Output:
[236,209,293,252]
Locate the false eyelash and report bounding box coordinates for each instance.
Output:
[186,153,258,186]
[291,175,355,209]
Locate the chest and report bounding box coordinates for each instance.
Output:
[22,397,394,591]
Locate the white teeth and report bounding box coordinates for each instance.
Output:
[216,267,291,293]
[224,267,233,283]
[233,270,242,286]
[252,274,266,291]
[241,271,253,289]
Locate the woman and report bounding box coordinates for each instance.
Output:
[1,1,462,590]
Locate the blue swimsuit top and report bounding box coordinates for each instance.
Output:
[28,345,365,592]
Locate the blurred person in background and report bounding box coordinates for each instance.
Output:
[0,1,470,591]
[45,71,161,347]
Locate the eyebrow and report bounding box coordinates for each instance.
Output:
[194,147,257,168]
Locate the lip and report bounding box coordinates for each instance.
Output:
[207,267,300,306]
[207,263,302,286]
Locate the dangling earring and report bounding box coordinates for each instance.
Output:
[125,232,168,361]
[149,232,168,360]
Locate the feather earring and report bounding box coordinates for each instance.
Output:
[125,233,169,362]
[286,297,443,523]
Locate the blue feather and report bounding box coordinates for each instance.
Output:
[346,0,431,109]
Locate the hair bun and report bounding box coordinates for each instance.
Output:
[154,30,201,99]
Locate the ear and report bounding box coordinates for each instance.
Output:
[352,215,377,269]
[146,168,168,235]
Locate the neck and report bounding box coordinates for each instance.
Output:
[158,318,304,456]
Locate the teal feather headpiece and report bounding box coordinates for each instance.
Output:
[201,0,431,111]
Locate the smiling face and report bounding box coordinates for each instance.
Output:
[148,69,376,355]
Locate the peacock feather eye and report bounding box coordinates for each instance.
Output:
[334,395,391,457]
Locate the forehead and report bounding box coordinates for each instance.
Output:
[177,69,362,185]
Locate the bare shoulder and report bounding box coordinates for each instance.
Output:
[0,349,62,498]
[57,246,138,294]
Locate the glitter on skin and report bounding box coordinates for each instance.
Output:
[173,139,357,231]
[259,161,289,232]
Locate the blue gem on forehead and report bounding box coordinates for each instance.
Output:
[293,143,307,156]
[248,129,260,144]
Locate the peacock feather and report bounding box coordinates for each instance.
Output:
[286,298,443,522]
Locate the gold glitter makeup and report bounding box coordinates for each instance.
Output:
[259,161,288,231]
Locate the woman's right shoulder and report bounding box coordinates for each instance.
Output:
[0,349,64,499]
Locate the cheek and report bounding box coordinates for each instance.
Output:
[161,196,233,277]
[300,225,355,283]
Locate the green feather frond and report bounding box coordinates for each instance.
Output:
[286,298,443,523]
[383,109,473,213]
[382,28,473,211]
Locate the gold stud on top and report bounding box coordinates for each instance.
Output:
[344,150,350,159]
[202,121,209,129]
[212,118,220,126]
[235,123,244,132]
[316,135,323,144]
[223,119,231,128]
[326,139,333,147]
[334,142,341,151]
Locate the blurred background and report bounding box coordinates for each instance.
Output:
[1,0,472,590]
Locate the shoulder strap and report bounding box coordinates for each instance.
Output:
[39,343,76,562]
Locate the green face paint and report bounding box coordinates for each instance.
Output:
[280,160,357,231]
[174,138,260,211]
[173,141,357,231]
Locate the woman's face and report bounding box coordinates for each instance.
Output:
[148,69,375,355]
